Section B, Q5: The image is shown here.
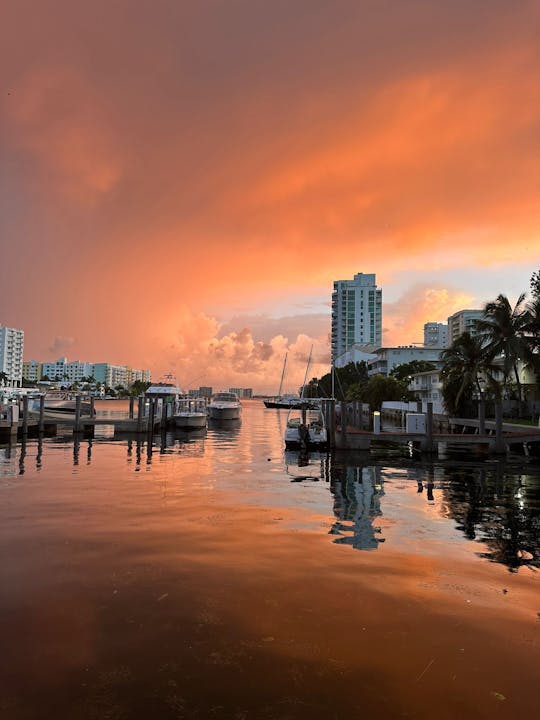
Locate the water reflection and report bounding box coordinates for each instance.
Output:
[439,463,540,571]
[1,419,540,571]
[283,449,540,568]
[328,464,385,550]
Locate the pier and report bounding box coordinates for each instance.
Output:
[320,399,540,456]
[0,394,175,442]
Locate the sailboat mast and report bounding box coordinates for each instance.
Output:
[300,345,313,399]
[277,352,287,397]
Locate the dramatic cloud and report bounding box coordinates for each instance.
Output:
[1,1,539,388]
[158,309,329,394]
[383,285,475,346]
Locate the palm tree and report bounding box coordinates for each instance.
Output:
[524,296,540,352]
[523,297,540,391]
[440,333,495,415]
[475,294,533,413]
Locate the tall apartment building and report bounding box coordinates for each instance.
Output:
[423,322,448,347]
[447,310,484,347]
[0,324,24,386]
[331,273,382,363]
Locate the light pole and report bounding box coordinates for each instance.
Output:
[478,378,486,435]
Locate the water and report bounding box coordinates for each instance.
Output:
[1,400,539,719]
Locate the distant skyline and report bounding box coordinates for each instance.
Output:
[1,1,539,393]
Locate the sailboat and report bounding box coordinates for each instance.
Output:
[284,345,327,449]
[264,352,303,409]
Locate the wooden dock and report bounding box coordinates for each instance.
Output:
[320,399,540,456]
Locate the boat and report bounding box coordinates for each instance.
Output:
[264,394,305,409]
[283,345,327,449]
[284,403,328,450]
[264,352,303,409]
[173,398,207,430]
[207,391,241,421]
[28,392,95,420]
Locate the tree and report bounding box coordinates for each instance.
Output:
[309,362,369,400]
[347,374,412,409]
[475,293,533,412]
[530,269,540,300]
[129,380,152,397]
[440,332,495,416]
[390,360,437,382]
[0,371,8,385]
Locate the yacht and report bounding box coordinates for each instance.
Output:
[207,392,241,421]
[174,398,208,431]
[28,392,95,420]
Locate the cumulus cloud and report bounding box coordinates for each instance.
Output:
[157,309,329,394]
[383,285,475,345]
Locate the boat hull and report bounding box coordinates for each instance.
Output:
[284,430,328,450]
[208,406,241,421]
[174,413,207,430]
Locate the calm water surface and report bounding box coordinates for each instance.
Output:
[1,399,539,719]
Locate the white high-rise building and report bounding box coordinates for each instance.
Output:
[423,322,448,347]
[0,324,24,386]
[331,273,382,362]
[447,310,484,347]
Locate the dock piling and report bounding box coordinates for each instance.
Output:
[21,395,29,436]
[74,395,82,433]
[38,394,45,433]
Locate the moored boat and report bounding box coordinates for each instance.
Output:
[174,398,207,430]
[28,393,95,420]
[284,403,328,450]
[208,392,241,421]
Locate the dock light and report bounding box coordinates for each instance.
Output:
[373,411,381,435]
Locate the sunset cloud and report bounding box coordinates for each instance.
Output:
[1,1,539,389]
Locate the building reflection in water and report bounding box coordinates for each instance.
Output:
[328,463,385,550]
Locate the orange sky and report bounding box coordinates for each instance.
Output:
[1,1,539,392]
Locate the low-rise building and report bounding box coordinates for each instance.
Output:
[367,346,444,377]
[424,322,447,347]
[334,343,378,369]
[23,360,42,383]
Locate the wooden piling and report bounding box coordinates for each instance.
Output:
[38,394,45,433]
[148,397,155,435]
[137,396,144,433]
[74,395,82,433]
[339,401,347,440]
[129,396,134,419]
[22,395,29,435]
[426,402,434,453]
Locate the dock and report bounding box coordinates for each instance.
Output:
[320,399,540,456]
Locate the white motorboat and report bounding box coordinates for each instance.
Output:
[174,398,207,430]
[207,392,241,421]
[28,393,95,420]
[284,403,328,450]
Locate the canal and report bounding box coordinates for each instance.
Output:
[1,399,539,719]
